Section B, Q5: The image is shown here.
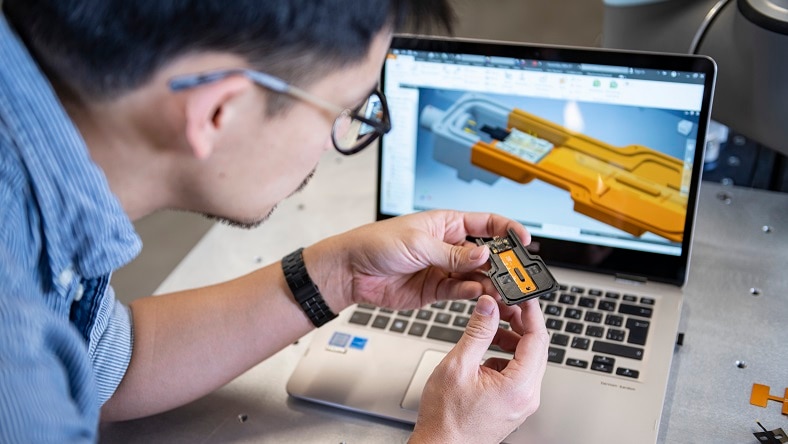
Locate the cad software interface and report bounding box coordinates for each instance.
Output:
[380,48,708,256]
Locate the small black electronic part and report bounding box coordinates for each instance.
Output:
[476,227,558,305]
[753,421,787,444]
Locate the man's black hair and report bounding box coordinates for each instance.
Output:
[2,0,454,107]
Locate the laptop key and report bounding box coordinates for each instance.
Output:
[565,322,584,334]
[571,337,590,350]
[416,309,433,321]
[626,318,651,345]
[559,293,576,305]
[591,362,614,373]
[564,308,582,320]
[606,328,626,342]
[546,318,564,330]
[616,367,640,379]
[586,325,604,338]
[619,303,653,318]
[427,325,464,343]
[593,355,615,366]
[390,319,408,333]
[408,322,428,337]
[434,312,451,324]
[592,341,644,360]
[551,333,570,346]
[545,305,562,316]
[449,301,467,313]
[348,311,373,326]
[566,358,588,369]
[605,314,624,327]
[599,300,617,311]
[372,315,390,329]
[547,347,565,364]
[579,297,596,308]
[585,311,603,323]
[453,316,470,328]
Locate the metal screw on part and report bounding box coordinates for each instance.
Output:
[750,288,762,297]
[727,156,741,167]
[762,226,773,234]
[735,360,747,369]
[238,414,248,423]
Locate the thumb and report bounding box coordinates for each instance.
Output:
[448,295,500,367]
[422,239,489,273]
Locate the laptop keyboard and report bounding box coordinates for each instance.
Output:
[346,283,655,381]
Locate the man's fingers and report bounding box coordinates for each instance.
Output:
[507,299,550,376]
[446,295,500,369]
[411,237,490,277]
[482,357,511,372]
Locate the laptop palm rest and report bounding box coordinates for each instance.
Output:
[401,349,446,411]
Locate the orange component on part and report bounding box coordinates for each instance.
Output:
[499,249,537,295]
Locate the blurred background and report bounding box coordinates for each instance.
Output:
[112,0,787,304]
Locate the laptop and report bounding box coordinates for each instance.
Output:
[287,35,716,443]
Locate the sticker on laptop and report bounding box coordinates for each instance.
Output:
[326,332,352,353]
[326,332,368,353]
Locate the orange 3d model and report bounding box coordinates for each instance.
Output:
[420,94,691,242]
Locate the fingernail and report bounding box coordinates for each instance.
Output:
[469,245,486,261]
[475,296,494,315]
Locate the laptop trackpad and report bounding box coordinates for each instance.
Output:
[401,350,447,412]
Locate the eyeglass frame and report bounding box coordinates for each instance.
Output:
[169,68,391,155]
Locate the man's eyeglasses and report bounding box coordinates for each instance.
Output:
[169,69,391,155]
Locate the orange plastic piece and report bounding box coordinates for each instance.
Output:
[499,249,537,295]
[471,108,689,242]
[751,384,788,415]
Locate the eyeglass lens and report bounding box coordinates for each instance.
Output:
[332,92,386,152]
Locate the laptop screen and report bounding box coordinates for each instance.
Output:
[378,36,716,285]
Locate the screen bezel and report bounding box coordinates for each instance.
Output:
[377,35,717,286]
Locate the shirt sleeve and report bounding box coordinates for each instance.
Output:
[87,284,133,406]
[0,257,99,443]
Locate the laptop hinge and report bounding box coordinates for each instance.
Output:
[614,273,648,285]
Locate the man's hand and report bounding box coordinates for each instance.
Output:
[410,295,549,444]
[305,210,531,311]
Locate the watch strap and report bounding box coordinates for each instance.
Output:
[282,248,338,327]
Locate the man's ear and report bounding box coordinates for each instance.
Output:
[183,76,251,160]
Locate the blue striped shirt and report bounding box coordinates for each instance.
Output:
[0,14,142,442]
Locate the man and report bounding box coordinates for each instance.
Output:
[0,1,549,442]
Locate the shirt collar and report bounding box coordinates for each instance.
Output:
[0,15,142,281]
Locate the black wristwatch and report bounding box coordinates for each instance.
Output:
[282,248,338,327]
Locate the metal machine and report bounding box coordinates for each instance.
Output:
[602,0,787,180]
